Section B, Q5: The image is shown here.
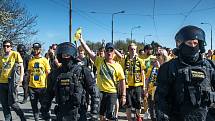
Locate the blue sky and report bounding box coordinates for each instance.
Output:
[19,0,215,52]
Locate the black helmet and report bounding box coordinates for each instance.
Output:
[175,25,206,53]
[56,42,77,63]
[17,44,26,52]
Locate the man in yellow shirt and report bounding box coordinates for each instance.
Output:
[118,43,146,121]
[79,36,126,121]
[0,40,26,121]
[28,43,51,121]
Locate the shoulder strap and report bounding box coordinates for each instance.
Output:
[103,59,117,88]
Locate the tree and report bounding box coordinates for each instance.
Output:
[0,0,37,45]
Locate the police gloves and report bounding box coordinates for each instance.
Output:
[88,113,99,121]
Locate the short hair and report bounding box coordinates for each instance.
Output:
[51,44,57,48]
[3,40,13,46]
[98,47,105,52]
[78,45,84,52]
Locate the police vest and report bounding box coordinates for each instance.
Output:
[169,58,215,107]
[124,55,142,83]
[55,65,84,107]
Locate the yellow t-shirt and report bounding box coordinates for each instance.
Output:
[212,55,215,61]
[0,51,23,83]
[95,57,125,93]
[28,57,51,88]
[123,56,146,87]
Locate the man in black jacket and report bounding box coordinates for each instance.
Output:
[40,42,100,121]
[155,25,215,121]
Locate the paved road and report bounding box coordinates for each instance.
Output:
[0,87,152,121]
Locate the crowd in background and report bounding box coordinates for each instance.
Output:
[0,38,215,121]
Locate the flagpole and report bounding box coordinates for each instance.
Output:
[69,0,72,43]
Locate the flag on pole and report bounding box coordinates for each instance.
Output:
[73,27,82,42]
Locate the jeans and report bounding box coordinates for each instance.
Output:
[99,91,117,120]
[0,83,25,121]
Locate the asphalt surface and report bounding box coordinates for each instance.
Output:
[0,87,152,121]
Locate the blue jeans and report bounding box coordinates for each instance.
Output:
[0,83,25,121]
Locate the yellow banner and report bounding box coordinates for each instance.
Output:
[74,27,82,41]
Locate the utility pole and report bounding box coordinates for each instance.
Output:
[69,0,72,43]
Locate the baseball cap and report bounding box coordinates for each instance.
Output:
[105,42,114,50]
[32,43,41,49]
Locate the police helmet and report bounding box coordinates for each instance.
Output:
[175,25,206,53]
[56,42,77,62]
[17,44,26,52]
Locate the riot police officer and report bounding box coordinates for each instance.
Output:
[155,25,215,121]
[40,42,100,121]
[17,44,31,104]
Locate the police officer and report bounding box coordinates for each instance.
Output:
[155,25,215,121]
[40,42,100,121]
[17,44,31,104]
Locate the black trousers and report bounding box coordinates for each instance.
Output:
[29,87,46,121]
[0,83,25,121]
[56,106,79,121]
[148,94,156,121]
[22,75,29,100]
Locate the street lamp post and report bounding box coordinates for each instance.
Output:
[131,26,141,41]
[112,11,125,44]
[201,22,213,50]
[144,35,152,45]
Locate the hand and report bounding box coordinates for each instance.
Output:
[16,80,22,87]
[144,90,149,98]
[79,34,83,41]
[120,95,126,106]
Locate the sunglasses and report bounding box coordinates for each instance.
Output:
[3,45,11,48]
[105,49,114,52]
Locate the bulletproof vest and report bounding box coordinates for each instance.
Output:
[124,55,142,83]
[55,65,84,107]
[170,59,215,107]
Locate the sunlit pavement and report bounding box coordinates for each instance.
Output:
[0,87,152,121]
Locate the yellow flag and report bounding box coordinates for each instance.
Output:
[74,27,82,41]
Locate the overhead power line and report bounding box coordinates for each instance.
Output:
[180,0,203,27]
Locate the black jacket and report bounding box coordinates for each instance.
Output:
[41,62,100,117]
[155,57,215,121]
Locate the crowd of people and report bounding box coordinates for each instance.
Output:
[0,25,215,121]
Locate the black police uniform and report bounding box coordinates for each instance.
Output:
[155,25,215,121]
[41,42,100,121]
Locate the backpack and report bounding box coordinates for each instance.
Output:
[55,65,84,107]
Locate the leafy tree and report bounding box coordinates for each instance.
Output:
[0,0,37,46]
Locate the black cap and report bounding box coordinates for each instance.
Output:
[144,44,152,51]
[105,42,114,50]
[32,43,41,49]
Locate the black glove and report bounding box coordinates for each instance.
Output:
[88,113,98,121]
